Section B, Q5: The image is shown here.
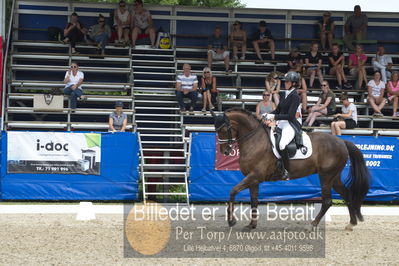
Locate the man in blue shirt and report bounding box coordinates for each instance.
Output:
[207,26,231,73]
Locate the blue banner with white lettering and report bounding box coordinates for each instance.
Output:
[189,133,399,202]
[0,132,140,200]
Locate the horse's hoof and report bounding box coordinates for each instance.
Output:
[357,214,364,222]
[305,224,316,232]
[345,223,354,231]
[246,223,257,230]
[228,219,237,227]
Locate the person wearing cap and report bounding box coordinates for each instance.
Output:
[343,5,368,51]
[319,11,334,51]
[208,26,231,73]
[263,71,303,180]
[229,21,247,60]
[252,20,275,63]
[109,101,127,132]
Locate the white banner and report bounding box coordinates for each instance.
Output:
[7,132,101,175]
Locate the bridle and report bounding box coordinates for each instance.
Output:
[215,114,262,150]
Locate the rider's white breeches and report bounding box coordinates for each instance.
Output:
[277,120,295,150]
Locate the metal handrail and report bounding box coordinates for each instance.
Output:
[1,0,16,131]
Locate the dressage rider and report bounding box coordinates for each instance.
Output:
[263,71,302,180]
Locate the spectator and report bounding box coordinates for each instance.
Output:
[63,12,87,54]
[265,72,281,105]
[256,91,276,120]
[297,74,308,113]
[331,94,358,135]
[367,71,386,117]
[208,27,231,72]
[287,48,304,73]
[200,67,216,111]
[229,21,247,60]
[319,11,334,51]
[304,80,336,127]
[305,42,324,88]
[388,71,399,117]
[348,44,367,89]
[328,43,351,89]
[176,64,198,112]
[343,5,368,51]
[114,0,131,45]
[63,62,84,109]
[109,101,127,132]
[252,20,275,63]
[89,14,111,56]
[372,45,393,83]
[131,0,156,48]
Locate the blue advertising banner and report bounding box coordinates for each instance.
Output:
[0,132,140,200]
[189,133,399,202]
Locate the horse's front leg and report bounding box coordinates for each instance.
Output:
[247,184,259,229]
[227,175,256,227]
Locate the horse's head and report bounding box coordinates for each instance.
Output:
[211,110,237,156]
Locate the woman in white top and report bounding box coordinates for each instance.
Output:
[331,94,358,136]
[63,62,84,109]
[114,0,131,45]
[131,0,156,48]
[367,71,386,117]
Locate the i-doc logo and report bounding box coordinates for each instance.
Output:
[36,139,69,151]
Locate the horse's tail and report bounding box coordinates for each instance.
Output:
[344,140,371,219]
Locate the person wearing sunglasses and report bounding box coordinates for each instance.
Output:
[131,0,156,48]
[256,91,276,121]
[200,67,217,111]
[114,0,131,45]
[63,62,84,109]
[89,14,111,55]
[229,21,247,60]
[63,12,87,54]
[265,71,281,105]
[304,81,336,127]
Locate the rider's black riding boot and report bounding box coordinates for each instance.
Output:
[279,148,290,180]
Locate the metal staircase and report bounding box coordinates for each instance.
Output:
[132,47,190,204]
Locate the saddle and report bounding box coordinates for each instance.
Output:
[271,127,312,160]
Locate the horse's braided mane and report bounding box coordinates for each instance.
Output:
[225,107,261,121]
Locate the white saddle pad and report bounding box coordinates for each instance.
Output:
[270,130,313,160]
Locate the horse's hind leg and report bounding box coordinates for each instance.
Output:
[311,176,334,227]
[227,175,257,227]
[333,178,358,230]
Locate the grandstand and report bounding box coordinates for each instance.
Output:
[2,0,399,203]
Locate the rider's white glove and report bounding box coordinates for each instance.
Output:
[263,113,275,120]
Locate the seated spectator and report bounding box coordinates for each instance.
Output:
[328,43,351,89]
[304,81,336,127]
[343,5,368,51]
[131,0,156,48]
[109,101,127,132]
[305,42,324,88]
[229,21,247,60]
[331,94,358,135]
[367,71,386,117]
[319,11,334,51]
[208,27,231,72]
[176,64,198,112]
[256,91,276,121]
[348,44,367,89]
[114,0,130,45]
[89,14,111,55]
[388,72,399,117]
[63,12,87,54]
[200,67,216,111]
[287,48,304,73]
[265,72,281,105]
[63,62,84,109]
[252,20,275,62]
[372,45,393,83]
[297,74,308,113]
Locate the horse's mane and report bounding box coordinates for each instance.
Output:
[225,107,261,122]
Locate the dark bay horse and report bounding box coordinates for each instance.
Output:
[212,108,370,231]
